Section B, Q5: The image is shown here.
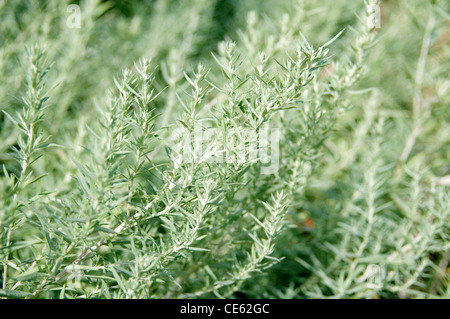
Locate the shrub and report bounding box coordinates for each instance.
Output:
[0,0,448,299]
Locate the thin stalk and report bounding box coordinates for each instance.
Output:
[3,131,34,290]
[395,14,434,177]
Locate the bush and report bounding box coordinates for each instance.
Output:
[0,0,449,299]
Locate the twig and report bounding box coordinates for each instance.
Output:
[395,14,434,177]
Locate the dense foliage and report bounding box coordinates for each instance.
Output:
[0,0,449,299]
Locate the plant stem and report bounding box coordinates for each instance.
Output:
[395,14,434,177]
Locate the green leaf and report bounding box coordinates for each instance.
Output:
[0,289,31,299]
[16,269,45,281]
